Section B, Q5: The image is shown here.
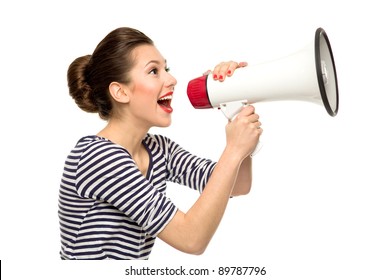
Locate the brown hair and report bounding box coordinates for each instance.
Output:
[67,27,154,120]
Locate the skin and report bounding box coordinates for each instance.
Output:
[97,44,262,255]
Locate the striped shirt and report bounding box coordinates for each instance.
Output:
[58,134,216,260]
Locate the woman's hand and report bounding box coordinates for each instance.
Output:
[203,61,248,81]
[225,105,262,160]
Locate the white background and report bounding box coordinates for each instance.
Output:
[1,0,389,279]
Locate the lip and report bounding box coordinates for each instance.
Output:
[158,92,173,99]
[157,92,174,113]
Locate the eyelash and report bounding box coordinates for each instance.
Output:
[150,67,170,75]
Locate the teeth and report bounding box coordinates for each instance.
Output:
[158,95,172,101]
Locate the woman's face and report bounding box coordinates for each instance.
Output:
[126,44,177,128]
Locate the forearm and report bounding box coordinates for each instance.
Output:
[186,147,242,232]
[158,147,243,254]
[231,155,252,196]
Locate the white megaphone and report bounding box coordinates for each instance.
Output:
[187,27,339,156]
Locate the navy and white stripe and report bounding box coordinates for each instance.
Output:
[59,134,216,259]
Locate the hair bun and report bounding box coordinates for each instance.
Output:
[67,55,98,113]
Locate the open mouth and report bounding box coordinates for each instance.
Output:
[157,93,173,113]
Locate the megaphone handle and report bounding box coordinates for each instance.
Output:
[250,141,263,157]
[220,100,262,157]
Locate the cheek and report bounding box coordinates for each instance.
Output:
[132,85,157,105]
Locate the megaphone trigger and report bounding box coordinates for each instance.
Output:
[219,100,248,121]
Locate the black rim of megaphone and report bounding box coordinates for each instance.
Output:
[315,27,339,117]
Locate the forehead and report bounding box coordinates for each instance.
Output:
[132,44,165,66]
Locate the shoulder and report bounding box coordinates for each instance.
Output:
[144,133,178,151]
[144,133,170,144]
[73,135,129,159]
[77,135,125,149]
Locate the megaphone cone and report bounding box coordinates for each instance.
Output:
[187,27,339,117]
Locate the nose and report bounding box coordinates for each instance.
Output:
[166,72,177,90]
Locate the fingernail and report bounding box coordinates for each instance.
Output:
[227,70,232,75]
[213,74,218,80]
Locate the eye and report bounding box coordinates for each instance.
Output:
[149,68,158,75]
[149,66,170,75]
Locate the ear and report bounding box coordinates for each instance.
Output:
[108,82,130,103]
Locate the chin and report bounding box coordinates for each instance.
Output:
[156,119,172,128]
[161,122,172,128]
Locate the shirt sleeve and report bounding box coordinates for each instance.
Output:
[154,135,217,193]
[75,140,177,237]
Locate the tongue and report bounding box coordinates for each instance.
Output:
[158,100,173,113]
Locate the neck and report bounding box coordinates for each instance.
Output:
[97,119,149,157]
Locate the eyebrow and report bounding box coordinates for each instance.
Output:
[145,59,167,67]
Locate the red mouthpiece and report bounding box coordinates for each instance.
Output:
[186,75,212,109]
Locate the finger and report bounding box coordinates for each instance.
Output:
[249,120,262,131]
[237,61,248,68]
[203,70,211,76]
[254,120,262,129]
[247,113,260,123]
[238,105,256,116]
[225,61,248,77]
[226,61,241,77]
[224,61,247,78]
[212,61,238,81]
[213,62,231,81]
[211,63,223,80]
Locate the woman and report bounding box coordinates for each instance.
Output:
[59,27,262,260]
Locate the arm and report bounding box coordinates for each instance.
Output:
[231,155,252,196]
[158,147,243,254]
[158,103,262,255]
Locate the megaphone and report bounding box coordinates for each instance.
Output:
[187,27,339,155]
